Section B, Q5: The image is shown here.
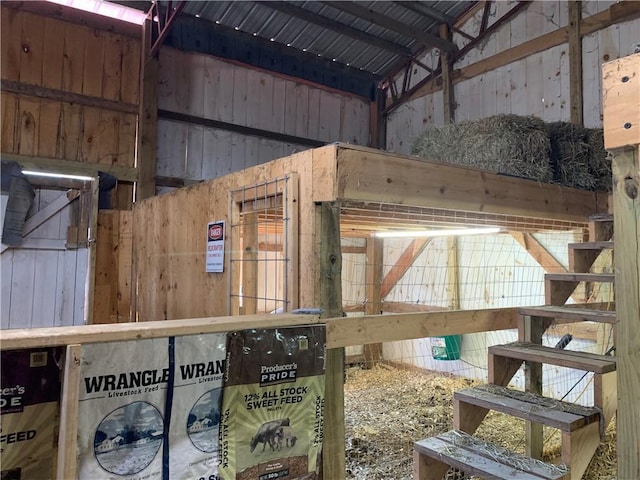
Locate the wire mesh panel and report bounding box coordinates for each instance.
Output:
[229,175,298,315]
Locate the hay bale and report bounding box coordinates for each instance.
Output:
[586,128,612,191]
[547,122,596,190]
[411,115,553,182]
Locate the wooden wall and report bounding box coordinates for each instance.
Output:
[1,189,87,328]
[1,5,141,329]
[133,148,328,321]
[386,0,640,154]
[0,6,139,177]
[156,47,370,186]
[93,210,132,324]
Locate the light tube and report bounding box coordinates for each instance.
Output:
[374,227,501,238]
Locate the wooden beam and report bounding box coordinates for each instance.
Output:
[257,1,412,58]
[381,301,448,314]
[380,238,432,299]
[4,152,138,182]
[324,1,457,54]
[439,24,454,124]
[395,1,453,25]
[0,313,322,350]
[325,308,519,348]
[318,202,346,480]
[509,232,567,273]
[602,53,640,150]
[569,1,584,125]
[364,237,384,365]
[1,79,138,113]
[136,17,158,201]
[612,146,640,479]
[159,109,325,148]
[335,145,607,223]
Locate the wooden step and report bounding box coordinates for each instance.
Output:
[568,241,613,250]
[588,214,613,242]
[545,272,615,283]
[519,305,617,324]
[545,273,615,305]
[489,342,616,374]
[414,430,569,480]
[454,385,601,433]
[568,241,614,272]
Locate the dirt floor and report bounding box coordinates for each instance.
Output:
[344,364,616,480]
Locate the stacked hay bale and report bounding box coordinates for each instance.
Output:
[411,115,553,183]
[547,122,611,191]
[411,115,611,191]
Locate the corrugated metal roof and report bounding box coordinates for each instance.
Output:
[178,1,474,77]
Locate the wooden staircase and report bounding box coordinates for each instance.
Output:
[414,214,616,480]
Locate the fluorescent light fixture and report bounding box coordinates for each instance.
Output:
[22,170,94,181]
[374,227,501,238]
[45,0,147,25]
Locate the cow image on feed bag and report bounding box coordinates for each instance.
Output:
[218,326,325,480]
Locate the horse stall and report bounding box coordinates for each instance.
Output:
[2,144,608,479]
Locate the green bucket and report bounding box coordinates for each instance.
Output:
[431,335,462,360]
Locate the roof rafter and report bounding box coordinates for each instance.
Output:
[394,1,453,25]
[256,1,413,58]
[323,1,458,54]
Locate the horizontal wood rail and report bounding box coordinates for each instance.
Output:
[325,308,519,349]
[2,307,522,351]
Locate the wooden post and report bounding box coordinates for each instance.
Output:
[285,173,299,311]
[85,179,99,324]
[568,1,583,125]
[446,237,460,309]
[318,202,346,480]
[612,147,640,478]
[519,315,544,459]
[439,24,454,124]
[364,236,383,366]
[57,344,81,480]
[136,17,158,201]
[603,52,640,479]
[242,211,258,314]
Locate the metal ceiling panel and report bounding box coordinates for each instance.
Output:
[158,0,476,83]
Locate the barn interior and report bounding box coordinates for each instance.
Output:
[1,1,639,479]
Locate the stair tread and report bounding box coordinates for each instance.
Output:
[519,305,616,324]
[545,272,615,282]
[415,430,569,480]
[454,385,601,432]
[489,342,616,374]
[568,241,614,250]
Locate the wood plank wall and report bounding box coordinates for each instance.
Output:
[0,6,140,198]
[93,210,132,324]
[1,189,87,329]
[133,148,324,321]
[386,1,640,154]
[156,47,370,187]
